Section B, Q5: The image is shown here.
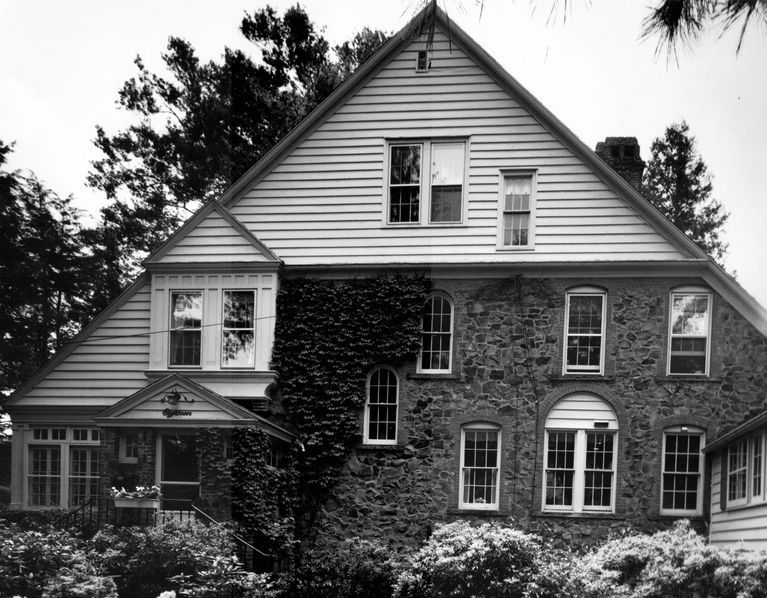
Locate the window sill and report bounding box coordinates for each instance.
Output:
[648,514,705,521]
[655,376,722,383]
[495,246,535,252]
[382,223,468,229]
[354,443,406,452]
[407,373,461,381]
[533,511,622,521]
[548,375,615,383]
[447,508,509,517]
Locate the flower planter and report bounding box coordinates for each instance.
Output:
[113,498,161,510]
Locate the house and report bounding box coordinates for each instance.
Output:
[4,6,767,549]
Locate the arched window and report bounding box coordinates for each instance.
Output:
[364,368,398,445]
[420,293,453,373]
[459,422,501,510]
[543,394,618,513]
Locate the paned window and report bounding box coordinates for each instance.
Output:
[543,394,618,513]
[728,439,749,505]
[460,424,500,510]
[222,290,256,368]
[170,291,202,367]
[364,368,398,444]
[753,435,763,499]
[661,427,704,515]
[669,291,711,375]
[388,141,465,224]
[28,446,61,507]
[420,294,453,372]
[119,430,139,464]
[500,174,533,247]
[564,290,606,374]
[69,447,99,507]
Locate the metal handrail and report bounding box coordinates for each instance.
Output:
[191,503,272,558]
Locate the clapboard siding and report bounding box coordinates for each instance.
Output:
[709,451,767,550]
[158,211,269,264]
[545,394,618,430]
[229,29,683,264]
[20,283,151,406]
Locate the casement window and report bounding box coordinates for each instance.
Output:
[419,293,453,373]
[459,423,501,510]
[169,291,202,367]
[661,426,704,515]
[543,394,618,513]
[119,430,139,464]
[364,367,398,444]
[498,172,535,248]
[387,141,466,225]
[564,288,606,374]
[222,290,256,368]
[668,289,712,375]
[723,433,766,509]
[26,427,100,509]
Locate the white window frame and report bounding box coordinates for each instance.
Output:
[24,426,101,510]
[542,428,617,514]
[667,287,712,376]
[221,289,257,369]
[563,287,607,375]
[384,139,468,226]
[496,170,536,250]
[418,292,454,374]
[169,290,203,368]
[363,367,399,445]
[459,423,501,511]
[724,431,767,509]
[728,439,749,507]
[660,425,705,516]
[119,430,139,464]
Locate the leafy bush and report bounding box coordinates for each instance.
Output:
[575,520,767,598]
[0,523,117,598]
[392,521,571,598]
[91,519,254,598]
[254,538,401,598]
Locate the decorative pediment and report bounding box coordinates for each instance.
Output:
[94,374,293,440]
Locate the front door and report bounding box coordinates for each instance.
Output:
[159,434,199,510]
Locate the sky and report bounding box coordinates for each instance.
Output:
[1,0,765,305]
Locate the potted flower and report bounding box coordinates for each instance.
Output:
[109,485,162,509]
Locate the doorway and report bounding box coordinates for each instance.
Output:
[159,433,199,510]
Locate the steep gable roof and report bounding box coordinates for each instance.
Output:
[143,200,281,267]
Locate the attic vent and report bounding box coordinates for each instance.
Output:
[593,421,610,429]
[416,50,430,72]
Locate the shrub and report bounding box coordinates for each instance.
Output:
[0,523,116,598]
[392,520,571,598]
[257,537,401,598]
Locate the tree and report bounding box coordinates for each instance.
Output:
[641,121,729,263]
[87,6,389,300]
[0,141,91,392]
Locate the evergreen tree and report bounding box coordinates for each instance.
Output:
[642,121,729,263]
[0,141,90,392]
[87,6,388,301]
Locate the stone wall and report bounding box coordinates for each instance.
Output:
[316,276,767,548]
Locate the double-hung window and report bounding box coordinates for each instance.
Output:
[419,293,453,373]
[170,291,202,367]
[661,426,704,515]
[723,432,765,509]
[364,367,398,445]
[668,289,712,375]
[459,424,501,510]
[387,140,466,225]
[564,288,606,374]
[498,172,535,248]
[543,394,618,513]
[222,290,256,368]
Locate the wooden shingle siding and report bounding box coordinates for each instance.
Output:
[20,283,151,405]
[230,32,683,264]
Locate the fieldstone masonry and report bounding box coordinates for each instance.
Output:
[317,276,767,548]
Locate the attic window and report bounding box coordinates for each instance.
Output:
[416,50,429,72]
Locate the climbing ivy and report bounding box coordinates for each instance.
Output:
[270,276,428,497]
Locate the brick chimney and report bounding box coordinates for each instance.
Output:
[594,137,645,191]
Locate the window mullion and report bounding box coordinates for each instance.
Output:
[60,441,70,509]
[573,429,586,512]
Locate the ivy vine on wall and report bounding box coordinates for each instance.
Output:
[270,276,428,498]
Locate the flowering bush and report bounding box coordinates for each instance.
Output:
[109,485,162,499]
[393,521,572,598]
